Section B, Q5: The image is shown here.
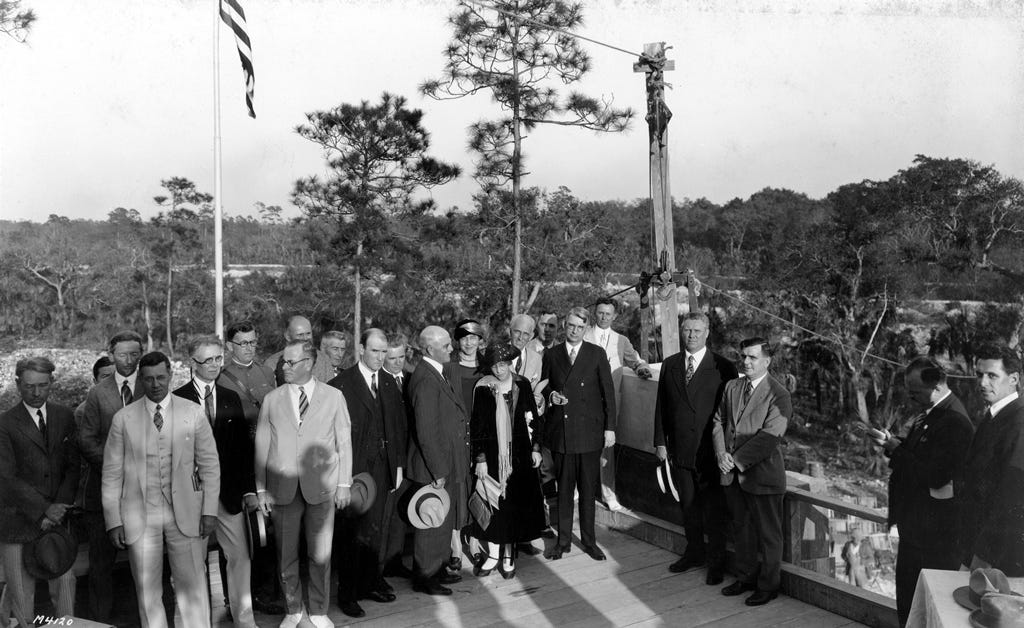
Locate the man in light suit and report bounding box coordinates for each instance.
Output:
[102,351,220,628]
[959,344,1024,577]
[405,325,469,596]
[328,329,408,618]
[79,330,146,622]
[0,357,80,622]
[255,340,352,628]
[174,335,258,628]
[713,338,791,607]
[541,307,617,562]
[654,313,738,584]
[584,297,651,511]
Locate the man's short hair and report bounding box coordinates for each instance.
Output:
[739,337,773,357]
[595,296,618,312]
[92,356,114,380]
[539,312,558,323]
[225,320,257,341]
[360,328,387,347]
[15,356,56,380]
[186,334,223,356]
[322,330,347,345]
[387,333,408,349]
[285,339,316,360]
[566,306,590,325]
[906,356,947,386]
[681,312,710,326]
[975,344,1022,375]
[108,330,144,352]
[138,351,171,372]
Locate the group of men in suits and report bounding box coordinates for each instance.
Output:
[654,314,791,607]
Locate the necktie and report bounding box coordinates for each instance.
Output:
[514,356,522,375]
[371,372,378,399]
[685,355,695,383]
[396,374,403,387]
[204,384,214,425]
[37,410,47,440]
[298,386,309,420]
[121,380,132,407]
[742,380,754,405]
[153,404,163,432]
[569,346,577,365]
[909,410,929,433]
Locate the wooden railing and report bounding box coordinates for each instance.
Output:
[781,486,898,628]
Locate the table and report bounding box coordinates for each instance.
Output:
[907,569,1024,628]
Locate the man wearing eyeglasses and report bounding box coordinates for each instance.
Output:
[174,335,258,628]
[79,330,146,623]
[255,340,352,628]
[220,320,284,616]
[264,316,316,386]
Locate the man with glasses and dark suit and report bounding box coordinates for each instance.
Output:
[175,335,258,628]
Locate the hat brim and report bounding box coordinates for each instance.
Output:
[345,472,378,516]
[969,608,1000,628]
[244,509,273,559]
[954,586,981,611]
[406,485,451,530]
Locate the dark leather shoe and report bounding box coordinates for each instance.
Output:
[375,578,395,595]
[544,544,570,560]
[668,554,705,573]
[253,598,286,615]
[413,578,452,596]
[339,600,365,618]
[722,581,757,596]
[436,570,463,585]
[705,570,724,586]
[582,545,607,561]
[364,589,396,603]
[541,527,557,539]
[745,590,778,606]
[447,556,463,572]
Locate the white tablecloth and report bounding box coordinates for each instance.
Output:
[907,569,1024,628]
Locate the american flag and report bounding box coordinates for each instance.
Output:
[219,0,255,118]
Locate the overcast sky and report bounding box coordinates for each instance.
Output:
[1,0,1022,223]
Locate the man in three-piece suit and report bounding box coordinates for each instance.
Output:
[329,329,409,617]
[713,337,791,607]
[959,345,1024,577]
[541,306,617,562]
[871,357,973,626]
[0,357,80,621]
[174,335,258,628]
[79,330,146,622]
[102,351,220,628]
[255,340,352,628]
[654,312,738,584]
[406,325,470,596]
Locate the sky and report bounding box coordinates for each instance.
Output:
[1,0,1022,223]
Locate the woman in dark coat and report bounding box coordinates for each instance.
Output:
[470,343,546,579]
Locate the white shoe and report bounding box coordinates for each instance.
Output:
[605,496,623,512]
[309,615,335,628]
[279,613,303,628]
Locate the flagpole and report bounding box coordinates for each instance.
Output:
[213,0,225,340]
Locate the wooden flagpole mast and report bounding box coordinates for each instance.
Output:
[213,0,225,339]
[635,42,678,358]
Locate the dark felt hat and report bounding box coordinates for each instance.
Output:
[954,568,1017,611]
[453,319,486,341]
[344,472,377,516]
[24,524,78,581]
[482,343,520,369]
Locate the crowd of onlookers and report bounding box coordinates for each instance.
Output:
[0,299,1021,628]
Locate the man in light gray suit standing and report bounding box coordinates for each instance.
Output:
[255,340,352,628]
[102,351,220,628]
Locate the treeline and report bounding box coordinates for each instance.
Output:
[3,155,1024,449]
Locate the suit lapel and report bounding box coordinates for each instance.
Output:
[14,404,47,452]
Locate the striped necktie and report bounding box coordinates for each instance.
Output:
[298,386,309,420]
[37,410,47,440]
[371,372,378,399]
[121,380,132,407]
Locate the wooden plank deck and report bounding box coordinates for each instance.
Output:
[228,527,866,628]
